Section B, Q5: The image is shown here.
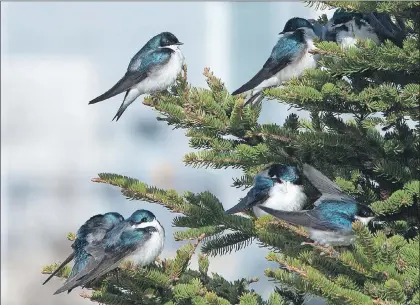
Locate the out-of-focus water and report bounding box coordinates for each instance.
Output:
[1,2,330,304]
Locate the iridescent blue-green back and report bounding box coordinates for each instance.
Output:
[315,200,358,231]
[128,33,164,72]
[68,212,123,280]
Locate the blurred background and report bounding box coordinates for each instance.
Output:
[1,2,333,305]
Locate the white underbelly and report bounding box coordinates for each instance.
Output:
[125,232,164,266]
[309,229,355,246]
[134,49,184,95]
[255,47,317,92]
[337,22,380,49]
[253,182,307,217]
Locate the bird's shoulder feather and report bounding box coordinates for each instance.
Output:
[136,47,174,73]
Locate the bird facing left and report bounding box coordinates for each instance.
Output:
[43,210,165,295]
[88,32,185,121]
[224,164,307,217]
[231,17,320,106]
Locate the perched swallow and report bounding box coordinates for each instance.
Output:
[328,10,407,48]
[88,32,185,121]
[231,17,319,106]
[225,164,307,217]
[259,164,375,246]
[53,209,165,295]
[43,212,124,289]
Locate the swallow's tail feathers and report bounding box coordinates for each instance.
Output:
[112,90,137,122]
[53,255,101,295]
[42,253,75,285]
[243,91,263,107]
[112,101,129,122]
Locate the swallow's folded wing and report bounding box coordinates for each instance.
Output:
[303,164,357,206]
[225,185,271,214]
[88,48,173,105]
[53,224,150,295]
[232,35,305,96]
[258,206,347,231]
[364,12,406,47]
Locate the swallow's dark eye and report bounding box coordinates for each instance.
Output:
[141,217,148,223]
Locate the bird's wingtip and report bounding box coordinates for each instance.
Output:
[258,205,279,216]
[231,89,242,96]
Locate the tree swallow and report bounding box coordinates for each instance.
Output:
[328,10,406,48]
[231,17,319,106]
[42,212,124,288]
[327,10,381,48]
[88,32,185,121]
[225,164,307,217]
[52,209,165,295]
[259,164,375,247]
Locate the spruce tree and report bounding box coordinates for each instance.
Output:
[43,1,419,304]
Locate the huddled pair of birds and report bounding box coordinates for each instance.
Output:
[225,163,375,247]
[43,209,164,295]
[88,9,406,119]
[43,165,375,295]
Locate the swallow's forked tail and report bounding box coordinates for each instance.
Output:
[243,91,263,107]
[111,91,132,122]
[42,253,75,285]
[112,101,130,122]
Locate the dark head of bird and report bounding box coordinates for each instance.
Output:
[128,209,156,225]
[279,17,315,34]
[331,9,366,27]
[159,32,183,47]
[357,204,375,218]
[267,164,302,185]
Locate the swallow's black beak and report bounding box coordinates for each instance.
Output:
[279,31,285,35]
[176,42,184,45]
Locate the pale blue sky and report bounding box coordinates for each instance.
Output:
[1,2,332,305]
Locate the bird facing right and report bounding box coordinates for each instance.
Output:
[259,164,376,247]
[88,32,185,121]
[231,17,320,106]
[51,209,165,295]
[42,212,124,290]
